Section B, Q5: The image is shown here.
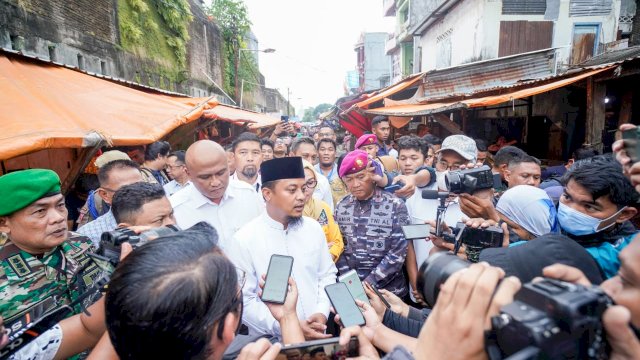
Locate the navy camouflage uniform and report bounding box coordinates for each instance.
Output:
[335,187,410,297]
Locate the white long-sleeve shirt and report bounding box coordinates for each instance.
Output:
[226,213,338,338]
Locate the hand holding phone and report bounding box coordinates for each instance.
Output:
[365,282,391,309]
[338,269,370,305]
[261,255,294,304]
[622,128,640,164]
[401,223,431,240]
[325,283,365,327]
[384,181,404,193]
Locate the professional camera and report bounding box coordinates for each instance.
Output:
[417,253,611,359]
[444,222,503,263]
[97,225,179,265]
[445,165,494,194]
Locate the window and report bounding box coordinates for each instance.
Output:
[502,0,546,15]
[498,21,554,57]
[571,24,601,64]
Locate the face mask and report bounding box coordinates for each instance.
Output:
[436,170,448,191]
[557,202,625,236]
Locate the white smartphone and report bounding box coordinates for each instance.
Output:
[338,269,370,305]
[402,224,431,240]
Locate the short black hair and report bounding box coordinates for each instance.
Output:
[106,224,238,360]
[144,141,171,161]
[422,134,442,146]
[508,154,541,168]
[397,135,427,157]
[168,150,186,164]
[232,132,261,152]
[260,139,274,151]
[112,182,167,224]
[291,137,315,154]
[572,146,600,161]
[562,154,639,208]
[316,138,337,151]
[371,116,388,128]
[98,160,140,186]
[493,146,526,167]
[474,139,488,152]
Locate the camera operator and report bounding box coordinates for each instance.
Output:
[111,182,176,229]
[542,236,640,359]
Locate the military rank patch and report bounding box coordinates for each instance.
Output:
[7,254,31,277]
[318,209,329,226]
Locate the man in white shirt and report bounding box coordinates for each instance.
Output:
[290,137,334,212]
[163,150,191,196]
[226,157,337,340]
[170,140,263,250]
[230,132,263,192]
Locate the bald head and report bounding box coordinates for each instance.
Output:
[185,140,229,203]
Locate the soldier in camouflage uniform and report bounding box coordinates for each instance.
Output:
[0,169,106,359]
[335,150,410,297]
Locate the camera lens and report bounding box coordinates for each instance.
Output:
[417,252,470,307]
[445,172,462,193]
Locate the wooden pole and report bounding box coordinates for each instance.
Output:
[585,77,606,153]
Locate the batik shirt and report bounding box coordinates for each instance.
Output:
[335,188,410,297]
[0,233,102,323]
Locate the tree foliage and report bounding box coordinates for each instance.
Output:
[207,0,258,98]
[302,103,333,123]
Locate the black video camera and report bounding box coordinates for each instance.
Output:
[443,222,503,263]
[417,253,611,359]
[97,225,179,265]
[445,165,494,194]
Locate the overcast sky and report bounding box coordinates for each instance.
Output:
[240,0,394,115]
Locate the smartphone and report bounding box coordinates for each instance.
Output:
[338,269,370,305]
[401,224,431,240]
[622,128,640,164]
[384,181,404,193]
[281,115,289,123]
[325,282,366,327]
[368,283,391,309]
[260,254,294,304]
[280,337,359,357]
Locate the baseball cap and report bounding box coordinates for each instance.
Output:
[437,134,477,162]
[479,234,604,284]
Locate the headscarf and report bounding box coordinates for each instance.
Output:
[496,185,559,237]
[302,160,324,220]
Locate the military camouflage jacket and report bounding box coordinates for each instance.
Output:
[0,233,100,322]
[335,188,410,297]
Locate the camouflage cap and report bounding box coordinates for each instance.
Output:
[0,169,61,216]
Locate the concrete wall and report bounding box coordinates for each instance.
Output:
[363,33,390,91]
[0,0,225,98]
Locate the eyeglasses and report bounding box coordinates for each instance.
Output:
[304,179,318,189]
[165,164,185,170]
[236,267,247,289]
[318,132,333,138]
[436,159,462,171]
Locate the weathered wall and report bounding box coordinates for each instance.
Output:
[0,0,225,98]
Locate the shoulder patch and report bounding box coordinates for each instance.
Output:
[7,254,31,277]
[317,209,329,226]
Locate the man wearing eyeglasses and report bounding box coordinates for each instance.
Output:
[227,157,337,341]
[77,160,144,247]
[163,150,191,196]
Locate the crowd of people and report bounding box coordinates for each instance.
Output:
[1,115,640,360]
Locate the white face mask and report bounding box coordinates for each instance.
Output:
[436,170,448,191]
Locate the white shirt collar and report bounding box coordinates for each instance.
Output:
[260,211,287,231]
[190,182,234,208]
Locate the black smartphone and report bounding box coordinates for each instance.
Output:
[280,336,359,357]
[369,284,391,309]
[281,115,289,123]
[261,254,294,304]
[401,224,431,240]
[622,128,640,164]
[325,282,365,327]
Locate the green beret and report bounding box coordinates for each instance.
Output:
[0,169,62,216]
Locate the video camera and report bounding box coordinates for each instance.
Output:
[445,165,494,194]
[422,189,503,262]
[97,225,179,265]
[417,253,612,359]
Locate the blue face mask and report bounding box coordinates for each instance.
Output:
[557,202,624,236]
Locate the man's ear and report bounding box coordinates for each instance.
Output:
[117,222,132,229]
[567,159,575,167]
[504,169,512,184]
[262,187,272,202]
[0,216,11,235]
[616,207,637,223]
[221,312,238,345]
[96,188,110,203]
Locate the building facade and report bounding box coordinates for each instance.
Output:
[354,32,392,91]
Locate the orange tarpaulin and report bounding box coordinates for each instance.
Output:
[0,52,221,160]
[203,106,280,129]
[349,72,424,110]
[365,67,613,117]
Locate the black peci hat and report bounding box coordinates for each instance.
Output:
[260,157,305,183]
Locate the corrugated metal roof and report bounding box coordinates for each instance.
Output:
[502,0,546,15]
[575,45,640,67]
[420,48,557,101]
[569,0,613,17]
